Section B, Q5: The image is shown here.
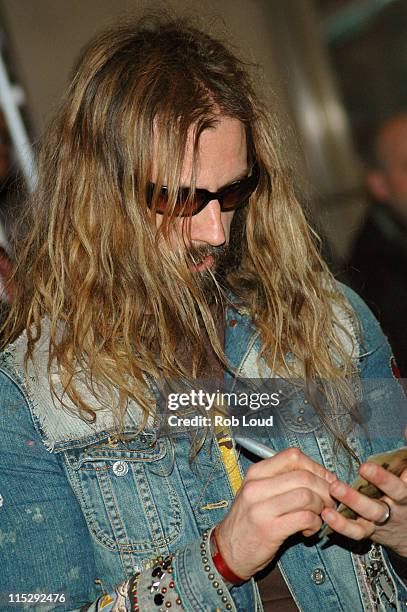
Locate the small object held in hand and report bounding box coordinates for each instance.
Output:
[234,436,277,459]
[320,446,407,537]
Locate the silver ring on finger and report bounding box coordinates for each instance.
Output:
[375,500,391,526]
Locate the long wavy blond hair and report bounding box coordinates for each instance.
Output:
[2,17,360,456]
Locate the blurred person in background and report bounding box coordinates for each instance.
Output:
[347,113,407,376]
[0,17,406,612]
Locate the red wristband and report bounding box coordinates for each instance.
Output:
[210,528,246,585]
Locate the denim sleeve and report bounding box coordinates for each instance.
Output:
[81,531,256,611]
[173,533,256,611]
[338,282,403,379]
[0,368,255,611]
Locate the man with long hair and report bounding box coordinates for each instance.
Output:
[0,18,406,611]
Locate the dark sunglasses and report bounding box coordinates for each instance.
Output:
[147,163,259,217]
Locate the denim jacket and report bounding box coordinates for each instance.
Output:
[0,283,406,611]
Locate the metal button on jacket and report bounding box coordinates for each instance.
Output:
[311,568,325,585]
[112,460,128,476]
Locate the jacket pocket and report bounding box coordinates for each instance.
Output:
[63,433,183,555]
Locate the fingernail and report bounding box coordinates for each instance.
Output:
[332,482,346,495]
[324,510,335,522]
[362,463,375,477]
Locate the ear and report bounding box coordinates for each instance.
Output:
[366,170,390,202]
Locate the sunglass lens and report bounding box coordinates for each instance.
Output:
[173,189,200,216]
[222,181,253,210]
[148,187,197,215]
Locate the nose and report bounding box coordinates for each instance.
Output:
[189,199,226,246]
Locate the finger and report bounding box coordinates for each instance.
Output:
[276,509,323,539]
[359,462,407,502]
[268,488,325,517]
[321,508,375,540]
[241,471,336,508]
[245,447,335,484]
[400,467,407,485]
[250,502,322,540]
[329,480,394,524]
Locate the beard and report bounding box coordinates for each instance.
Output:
[186,242,237,303]
[186,207,245,302]
[186,244,227,304]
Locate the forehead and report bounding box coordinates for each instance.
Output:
[152,116,247,187]
[185,116,247,176]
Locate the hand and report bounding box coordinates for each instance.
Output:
[216,447,337,580]
[322,462,407,557]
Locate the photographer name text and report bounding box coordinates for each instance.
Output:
[167,414,274,427]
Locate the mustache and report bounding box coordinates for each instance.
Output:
[187,244,228,267]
